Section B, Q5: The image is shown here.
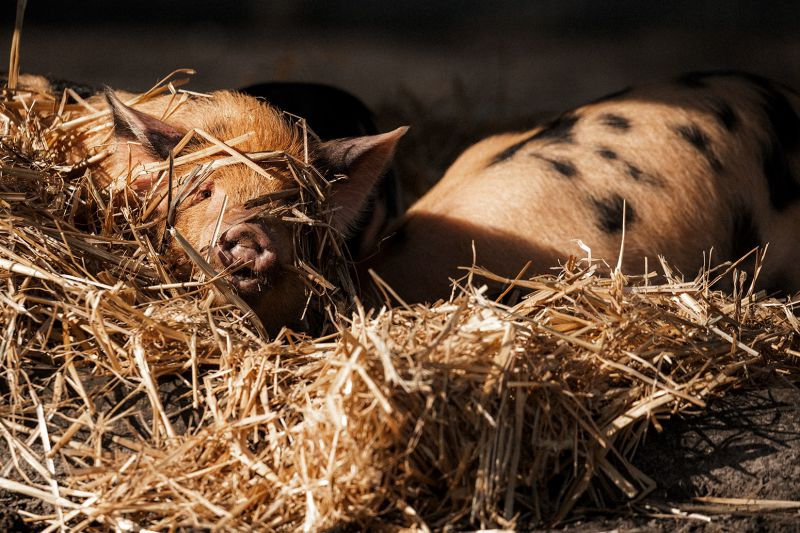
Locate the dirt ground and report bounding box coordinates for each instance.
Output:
[557,384,800,532]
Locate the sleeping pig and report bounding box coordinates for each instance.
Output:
[91,88,406,333]
[366,71,800,302]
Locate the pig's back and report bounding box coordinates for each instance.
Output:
[377,72,800,301]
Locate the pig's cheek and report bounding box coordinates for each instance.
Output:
[277,229,295,265]
[200,226,224,267]
[203,193,226,221]
[198,195,227,246]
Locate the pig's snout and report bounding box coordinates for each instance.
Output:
[215,222,277,292]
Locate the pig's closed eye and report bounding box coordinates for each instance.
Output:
[193,185,214,204]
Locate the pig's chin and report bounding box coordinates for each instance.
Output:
[229,270,271,294]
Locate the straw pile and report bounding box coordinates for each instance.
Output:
[2,47,800,533]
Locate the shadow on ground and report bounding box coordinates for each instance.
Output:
[555,384,800,532]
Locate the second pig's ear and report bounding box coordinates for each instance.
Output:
[315,126,408,235]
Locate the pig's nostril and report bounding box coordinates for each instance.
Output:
[221,230,264,251]
[215,223,275,281]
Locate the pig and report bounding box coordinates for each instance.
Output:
[86,88,406,333]
[365,71,800,302]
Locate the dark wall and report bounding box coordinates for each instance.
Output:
[1,1,797,119]
[8,1,799,33]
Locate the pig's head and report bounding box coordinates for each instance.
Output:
[102,90,406,333]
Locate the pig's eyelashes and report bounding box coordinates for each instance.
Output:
[189,184,214,206]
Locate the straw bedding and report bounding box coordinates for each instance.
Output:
[1,62,800,533]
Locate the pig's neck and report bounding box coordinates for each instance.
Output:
[354,211,463,306]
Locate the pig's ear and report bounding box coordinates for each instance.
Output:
[316,126,408,234]
[104,88,185,192]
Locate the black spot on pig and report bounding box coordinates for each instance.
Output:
[712,100,739,132]
[532,112,580,143]
[491,113,579,165]
[591,194,636,233]
[597,148,618,160]
[625,162,644,181]
[531,154,579,178]
[599,113,631,131]
[674,123,723,172]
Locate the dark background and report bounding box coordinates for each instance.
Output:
[2,1,798,120]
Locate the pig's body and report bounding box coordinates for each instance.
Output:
[367,71,800,301]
